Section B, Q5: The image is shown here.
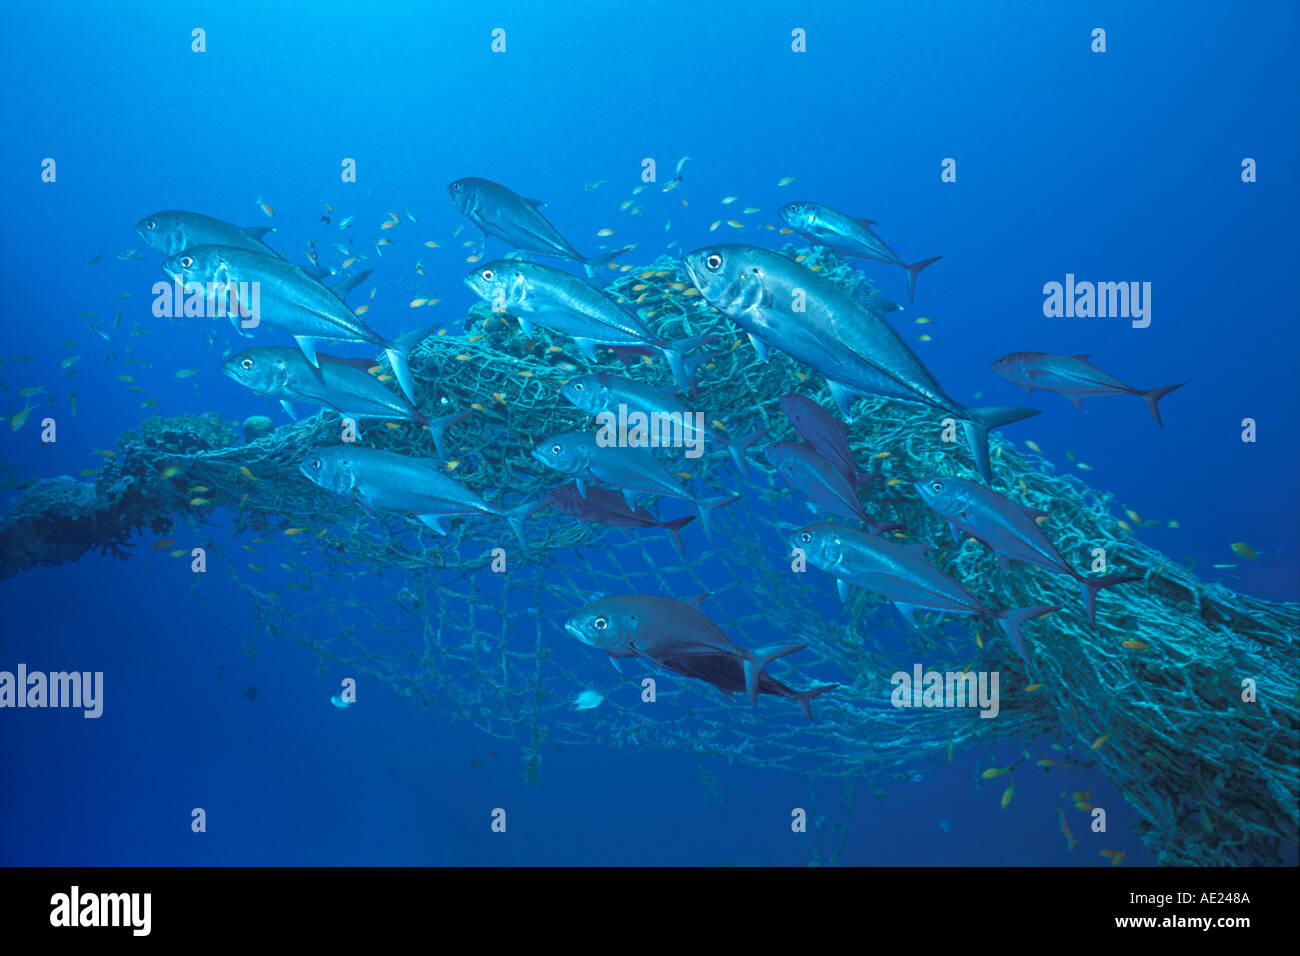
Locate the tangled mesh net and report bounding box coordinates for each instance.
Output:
[11,247,1297,865]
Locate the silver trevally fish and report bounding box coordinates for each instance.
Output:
[136,209,277,258]
[531,430,737,542]
[542,482,698,557]
[221,347,469,457]
[778,201,942,301]
[764,441,899,534]
[448,177,627,278]
[990,352,1185,427]
[914,475,1140,628]
[683,244,1038,483]
[163,245,427,405]
[565,594,834,719]
[789,522,1058,666]
[300,446,537,550]
[465,260,707,389]
[560,372,766,477]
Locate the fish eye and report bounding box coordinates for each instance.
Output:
[799,532,811,543]
[593,617,607,630]
[310,458,321,469]
[705,253,722,271]
[481,269,494,281]
[179,255,193,269]
[453,182,463,192]
[144,219,156,230]
[931,480,943,492]
[240,358,253,370]
[573,383,583,390]
[551,444,562,454]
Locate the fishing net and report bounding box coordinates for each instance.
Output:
[4,247,1296,866]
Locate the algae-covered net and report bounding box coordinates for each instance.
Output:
[4,247,1296,866]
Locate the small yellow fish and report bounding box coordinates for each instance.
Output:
[248,564,263,572]
[727,219,743,229]
[377,374,393,382]
[424,240,440,248]
[722,196,738,204]
[1000,783,1014,809]
[1037,758,1057,767]
[410,298,428,307]
[1099,849,1126,866]
[872,451,890,459]
[93,449,116,458]
[1122,639,1150,650]
[492,392,506,404]
[1077,462,1093,471]
[161,466,181,478]
[676,472,692,479]
[10,404,34,430]
[777,176,796,186]
[284,528,305,535]
[915,317,931,324]
[1117,520,1131,532]
[79,469,97,477]
[341,257,357,269]
[980,767,1009,779]
[1026,440,1041,453]
[170,549,187,558]
[239,466,256,481]
[1126,509,1140,523]
[778,227,793,235]
[596,228,614,237]
[238,493,249,507]
[355,305,370,315]
[445,460,462,471]
[742,206,760,214]
[1167,519,1180,528]
[1024,683,1044,692]
[189,497,211,506]
[917,334,931,342]
[455,354,472,361]
[255,197,274,218]
[189,486,209,494]
[466,255,481,263]
[18,386,44,397]
[384,422,400,430]
[1230,542,1258,561]
[1091,733,1111,750]
[885,478,903,486]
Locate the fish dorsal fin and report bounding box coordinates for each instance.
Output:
[686,592,710,610]
[893,602,923,628]
[1071,353,1091,361]
[856,218,878,228]
[242,226,275,240]
[525,197,547,209]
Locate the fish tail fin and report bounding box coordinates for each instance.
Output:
[663,515,696,557]
[1076,573,1141,629]
[504,498,545,557]
[695,493,740,543]
[796,683,837,721]
[424,410,471,460]
[961,405,1041,482]
[1138,382,1184,428]
[993,604,1059,665]
[723,426,769,478]
[659,334,714,389]
[904,255,942,300]
[582,244,631,279]
[743,643,805,707]
[385,322,439,406]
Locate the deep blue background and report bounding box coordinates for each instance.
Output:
[1,1,1296,865]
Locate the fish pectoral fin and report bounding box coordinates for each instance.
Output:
[855,218,878,228]
[417,514,448,535]
[746,333,770,362]
[609,657,623,674]
[517,316,535,338]
[1068,395,1086,410]
[826,380,858,418]
[893,602,924,628]
[574,338,601,362]
[622,488,639,511]
[575,479,587,497]
[836,578,851,605]
[996,552,1012,571]
[279,400,297,420]
[353,495,378,519]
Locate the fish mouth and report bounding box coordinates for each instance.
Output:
[563,620,583,641]
[681,256,703,292]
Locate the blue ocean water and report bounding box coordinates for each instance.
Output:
[1,1,1296,866]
